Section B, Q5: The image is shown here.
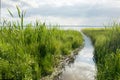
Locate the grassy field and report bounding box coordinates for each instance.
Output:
[0,7,83,80]
[82,24,120,80]
[0,23,83,80]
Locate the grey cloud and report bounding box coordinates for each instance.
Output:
[2,0,120,19]
[1,1,13,8]
[1,0,31,8]
[26,5,90,17]
[9,0,19,1]
[26,4,120,18]
[87,7,120,17]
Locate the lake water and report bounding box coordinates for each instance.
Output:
[59,26,104,31]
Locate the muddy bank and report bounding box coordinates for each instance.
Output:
[41,45,84,80]
[59,34,96,80]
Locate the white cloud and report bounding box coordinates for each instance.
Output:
[20,0,39,8]
[2,0,21,7]
[1,0,120,25]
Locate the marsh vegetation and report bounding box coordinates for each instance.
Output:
[0,7,83,80]
[82,23,120,80]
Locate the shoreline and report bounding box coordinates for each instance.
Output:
[41,44,84,80]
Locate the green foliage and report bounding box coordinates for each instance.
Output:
[82,24,120,80]
[0,6,83,80]
[0,23,83,80]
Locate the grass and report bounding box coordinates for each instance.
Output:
[0,6,83,80]
[82,23,120,80]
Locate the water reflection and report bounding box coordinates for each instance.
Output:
[60,33,96,80]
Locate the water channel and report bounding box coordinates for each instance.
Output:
[60,33,96,80]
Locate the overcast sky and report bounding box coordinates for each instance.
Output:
[1,0,120,26]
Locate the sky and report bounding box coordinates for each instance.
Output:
[1,0,120,26]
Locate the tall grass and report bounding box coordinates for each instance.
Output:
[8,6,26,29]
[0,7,83,80]
[82,24,120,80]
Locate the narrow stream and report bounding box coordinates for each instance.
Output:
[60,33,96,80]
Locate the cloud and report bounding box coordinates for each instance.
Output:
[26,4,120,18]
[1,2,13,8]
[1,0,120,25]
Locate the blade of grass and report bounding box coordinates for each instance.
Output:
[16,6,21,18]
[8,9,14,17]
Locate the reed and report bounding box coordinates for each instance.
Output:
[82,24,120,80]
[0,6,83,79]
